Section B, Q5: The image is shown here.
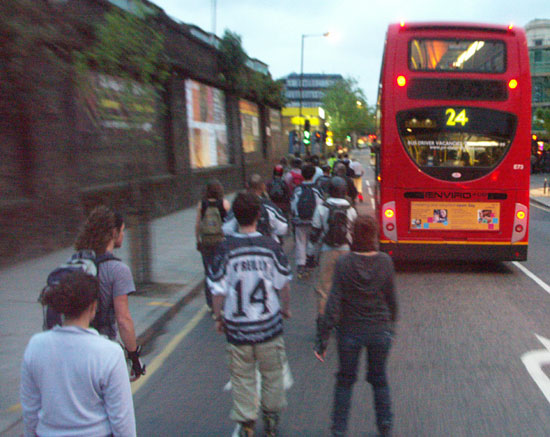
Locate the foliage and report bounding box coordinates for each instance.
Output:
[535,108,550,138]
[218,30,285,106]
[248,72,287,107]
[218,30,248,93]
[322,77,375,145]
[74,0,169,88]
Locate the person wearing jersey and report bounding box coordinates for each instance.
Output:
[209,192,292,437]
[195,179,231,311]
[308,177,357,317]
[223,174,288,244]
[290,164,323,279]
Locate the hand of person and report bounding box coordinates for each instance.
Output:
[281,309,292,319]
[196,241,202,251]
[127,346,146,381]
[314,349,326,363]
[215,318,225,334]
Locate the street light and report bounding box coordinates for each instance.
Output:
[299,31,330,153]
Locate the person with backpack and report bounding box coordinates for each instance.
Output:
[73,206,145,379]
[316,165,332,199]
[308,177,357,318]
[223,174,288,245]
[266,165,291,220]
[195,179,231,311]
[283,158,304,195]
[22,272,136,437]
[291,164,323,279]
[334,162,358,206]
[314,215,397,437]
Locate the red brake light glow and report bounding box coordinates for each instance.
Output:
[384,209,395,218]
[508,79,518,89]
[397,76,407,87]
[516,211,526,220]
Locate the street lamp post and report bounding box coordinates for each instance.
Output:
[299,32,329,155]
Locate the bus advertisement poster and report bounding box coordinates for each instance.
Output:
[410,202,500,231]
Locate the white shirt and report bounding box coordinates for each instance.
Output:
[311,197,358,251]
[21,326,136,437]
[349,160,365,178]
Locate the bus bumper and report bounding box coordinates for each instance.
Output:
[380,242,528,262]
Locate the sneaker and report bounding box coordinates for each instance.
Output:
[232,421,255,437]
[263,411,280,437]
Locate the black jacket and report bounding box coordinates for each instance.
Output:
[315,252,398,352]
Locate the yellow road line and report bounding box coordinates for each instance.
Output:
[146,301,175,307]
[131,305,208,395]
[6,403,22,413]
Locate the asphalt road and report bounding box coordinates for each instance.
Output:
[133,158,550,436]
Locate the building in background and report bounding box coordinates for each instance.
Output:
[526,19,550,138]
[281,73,344,108]
[280,73,343,156]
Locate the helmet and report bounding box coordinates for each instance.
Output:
[329,176,347,199]
[273,165,284,177]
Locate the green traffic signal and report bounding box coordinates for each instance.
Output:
[303,130,311,145]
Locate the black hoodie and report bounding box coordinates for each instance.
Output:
[316,252,398,350]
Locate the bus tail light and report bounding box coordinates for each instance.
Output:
[512,203,527,243]
[508,79,518,89]
[397,75,407,87]
[382,201,397,241]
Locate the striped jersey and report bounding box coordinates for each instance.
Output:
[207,232,292,345]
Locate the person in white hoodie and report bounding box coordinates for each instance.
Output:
[21,271,136,437]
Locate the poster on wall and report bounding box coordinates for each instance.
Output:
[269,108,283,156]
[75,72,166,185]
[410,202,500,231]
[239,99,260,154]
[185,79,229,169]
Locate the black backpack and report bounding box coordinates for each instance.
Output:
[297,185,316,220]
[269,178,288,203]
[40,250,119,330]
[323,202,350,247]
[256,202,272,236]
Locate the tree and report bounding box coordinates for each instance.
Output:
[535,108,550,140]
[322,77,375,146]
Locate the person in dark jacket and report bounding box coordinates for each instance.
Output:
[314,214,398,437]
[333,162,358,205]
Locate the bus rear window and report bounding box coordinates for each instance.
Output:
[396,107,517,181]
[409,39,505,73]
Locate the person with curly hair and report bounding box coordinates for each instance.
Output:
[74,205,144,379]
[21,271,136,436]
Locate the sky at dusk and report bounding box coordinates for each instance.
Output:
[152,0,548,105]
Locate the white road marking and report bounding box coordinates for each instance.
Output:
[368,187,373,196]
[512,261,550,295]
[365,180,370,187]
[530,201,550,213]
[521,334,550,405]
[371,198,375,209]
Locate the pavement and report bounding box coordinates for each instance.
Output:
[1,173,550,435]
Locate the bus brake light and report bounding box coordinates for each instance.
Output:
[397,76,407,87]
[508,79,518,89]
[384,208,395,218]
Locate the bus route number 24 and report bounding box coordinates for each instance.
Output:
[446,108,469,127]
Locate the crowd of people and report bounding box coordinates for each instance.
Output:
[20,151,397,437]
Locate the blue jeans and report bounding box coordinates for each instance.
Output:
[200,245,217,308]
[332,329,393,435]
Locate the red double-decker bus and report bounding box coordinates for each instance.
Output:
[375,22,531,261]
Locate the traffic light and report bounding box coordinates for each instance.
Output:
[303,119,311,145]
[315,131,321,144]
